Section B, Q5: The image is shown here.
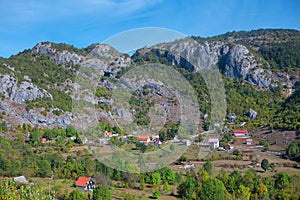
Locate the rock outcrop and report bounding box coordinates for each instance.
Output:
[32,42,84,65]
[22,112,71,127]
[0,73,52,104]
[136,39,293,88]
[32,42,131,77]
[222,44,257,79]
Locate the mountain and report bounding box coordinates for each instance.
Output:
[0,29,300,132]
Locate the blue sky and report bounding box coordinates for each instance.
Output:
[0,0,299,57]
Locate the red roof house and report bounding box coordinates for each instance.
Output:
[41,138,47,144]
[137,136,150,144]
[75,176,95,190]
[104,131,113,138]
[233,130,248,137]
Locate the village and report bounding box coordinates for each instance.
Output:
[3,122,299,200]
[10,128,257,191]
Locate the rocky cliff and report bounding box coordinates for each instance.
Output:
[32,42,131,77]
[0,73,52,104]
[136,40,294,88]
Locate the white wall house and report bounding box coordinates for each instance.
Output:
[208,138,219,149]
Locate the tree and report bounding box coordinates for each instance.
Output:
[222,133,232,143]
[68,189,85,200]
[270,163,275,172]
[177,176,197,199]
[257,183,269,199]
[36,160,52,177]
[139,176,146,190]
[226,171,242,193]
[233,149,241,156]
[152,189,161,199]
[197,134,204,142]
[261,159,269,172]
[0,121,8,132]
[152,172,162,185]
[249,154,254,162]
[197,178,226,200]
[136,142,147,153]
[93,186,111,200]
[163,182,170,193]
[124,193,135,200]
[177,156,188,164]
[286,142,299,159]
[217,168,229,186]
[29,129,41,147]
[66,126,76,137]
[275,173,290,190]
[234,185,251,200]
[203,161,212,174]
[165,168,175,185]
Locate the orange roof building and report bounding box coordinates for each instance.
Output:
[137,136,150,144]
[41,138,47,143]
[104,131,113,137]
[75,176,95,190]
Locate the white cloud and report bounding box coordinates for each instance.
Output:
[0,0,163,27]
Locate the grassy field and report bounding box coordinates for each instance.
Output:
[169,143,300,177]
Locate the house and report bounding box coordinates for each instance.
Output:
[13,176,28,183]
[103,131,113,138]
[137,136,150,144]
[153,138,162,146]
[225,143,234,150]
[182,140,191,146]
[41,138,47,144]
[246,138,253,145]
[75,176,95,190]
[233,130,248,137]
[180,164,195,169]
[208,138,219,149]
[70,136,77,141]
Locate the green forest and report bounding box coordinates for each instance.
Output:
[0,124,300,199]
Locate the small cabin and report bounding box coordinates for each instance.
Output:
[75,176,95,191]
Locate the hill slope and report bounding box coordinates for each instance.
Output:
[0,29,299,133]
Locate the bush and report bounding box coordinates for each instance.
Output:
[152,190,161,199]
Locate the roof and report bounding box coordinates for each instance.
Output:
[246,139,253,141]
[233,130,248,133]
[104,131,112,136]
[14,176,28,183]
[75,176,90,187]
[208,138,219,143]
[137,136,149,141]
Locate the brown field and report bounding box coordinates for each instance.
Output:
[251,127,298,149]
